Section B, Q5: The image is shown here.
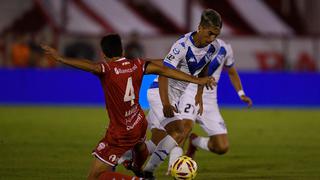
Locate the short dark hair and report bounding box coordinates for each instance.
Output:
[100,34,123,58]
[200,9,222,28]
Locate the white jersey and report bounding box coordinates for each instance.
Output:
[186,38,235,99]
[147,32,221,130]
[150,32,220,92]
[178,39,235,136]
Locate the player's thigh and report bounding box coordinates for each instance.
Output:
[179,94,198,136]
[183,119,194,133]
[197,102,228,137]
[147,88,181,129]
[163,119,187,144]
[163,118,194,138]
[177,119,194,146]
[179,88,197,133]
[160,87,185,128]
[147,88,166,130]
[151,88,184,131]
[179,95,198,124]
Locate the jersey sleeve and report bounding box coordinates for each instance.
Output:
[224,44,235,68]
[136,58,148,74]
[163,41,185,69]
[98,61,111,75]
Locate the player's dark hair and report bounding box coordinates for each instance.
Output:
[200,9,222,28]
[100,34,123,58]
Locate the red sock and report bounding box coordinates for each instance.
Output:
[99,172,139,180]
[133,142,149,169]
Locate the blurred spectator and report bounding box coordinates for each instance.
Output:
[125,31,145,59]
[1,32,14,67]
[0,35,4,67]
[28,34,44,67]
[64,41,96,60]
[10,33,31,68]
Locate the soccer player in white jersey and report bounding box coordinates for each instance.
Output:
[141,9,222,179]
[177,39,252,165]
[163,12,253,175]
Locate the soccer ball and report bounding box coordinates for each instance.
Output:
[171,156,198,180]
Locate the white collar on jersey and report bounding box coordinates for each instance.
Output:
[115,57,126,62]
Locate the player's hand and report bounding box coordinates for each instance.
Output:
[41,44,63,62]
[195,93,203,115]
[240,95,253,108]
[199,77,216,90]
[162,104,177,118]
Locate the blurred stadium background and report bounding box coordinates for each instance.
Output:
[1,0,320,179]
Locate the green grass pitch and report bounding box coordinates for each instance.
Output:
[1,106,320,180]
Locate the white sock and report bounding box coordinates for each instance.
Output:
[168,146,183,170]
[192,136,210,151]
[145,140,156,155]
[143,135,178,172]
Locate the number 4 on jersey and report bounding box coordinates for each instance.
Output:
[124,77,135,106]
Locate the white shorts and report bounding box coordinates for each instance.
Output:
[147,87,184,130]
[179,85,227,136]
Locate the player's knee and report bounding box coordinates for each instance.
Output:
[170,130,184,144]
[208,142,229,155]
[216,145,229,155]
[169,128,185,144]
[166,121,185,143]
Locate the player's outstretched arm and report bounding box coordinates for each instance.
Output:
[158,75,177,117]
[41,44,102,74]
[227,66,252,107]
[195,63,212,115]
[145,61,216,86]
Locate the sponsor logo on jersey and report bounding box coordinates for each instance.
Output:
[173,48,180,55]
[114,67,120,74]
[114,64,138,74]
[97,142,106,151]
[108,154,117,163]
[125,104,138,117]
[188,57,196,63]
[166,54,175,61]
[126,113,143,131]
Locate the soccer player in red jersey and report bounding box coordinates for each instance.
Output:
[41,34,214,180]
